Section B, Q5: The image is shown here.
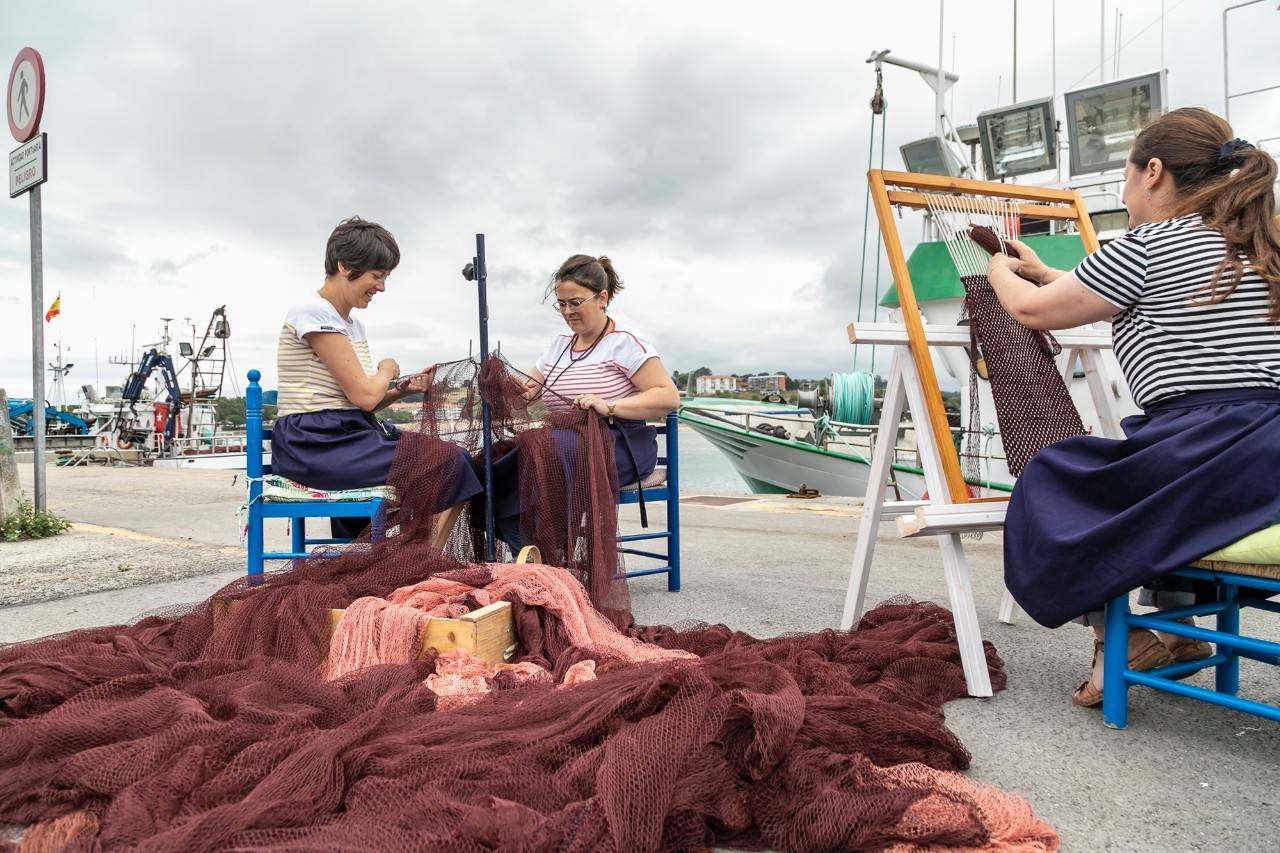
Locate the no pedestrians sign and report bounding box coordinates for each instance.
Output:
[9,45,50,511]
[8,47,46,198]
[7,47,44,143]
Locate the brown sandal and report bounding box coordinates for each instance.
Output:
[1072,631,1174,708]
[1165,635,1215,664]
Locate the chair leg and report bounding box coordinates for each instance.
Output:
[1216,582,1241,696]
[430,505,461,551]
[291,517,307,570]
[1102,593,1131,730]
[666,492,680,592]
[247,505,264,582]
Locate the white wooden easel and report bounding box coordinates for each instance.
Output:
[840,320,1124,696]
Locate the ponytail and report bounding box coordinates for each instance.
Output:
[1130,108,1280,319]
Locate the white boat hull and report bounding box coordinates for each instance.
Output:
[683,415,929,500]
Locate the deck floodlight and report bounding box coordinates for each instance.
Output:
[1065,70,1166,176]
[179,342,194,358]
[976,97,1057,178]
[900,136,962,177]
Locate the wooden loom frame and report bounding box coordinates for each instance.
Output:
[867,169,1103,505]
[841,170,1115,697]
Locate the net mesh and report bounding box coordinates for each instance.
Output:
[924,194,1087,476]
[0,355,1058,852]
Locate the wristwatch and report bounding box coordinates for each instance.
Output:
[606,401,616,423]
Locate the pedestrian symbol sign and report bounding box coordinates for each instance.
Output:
[7,47,45,144]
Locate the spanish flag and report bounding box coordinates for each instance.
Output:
[44,294,60,322]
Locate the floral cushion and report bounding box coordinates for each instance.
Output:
[260,474,394,504]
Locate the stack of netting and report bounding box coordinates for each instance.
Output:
[0,356,1058,852]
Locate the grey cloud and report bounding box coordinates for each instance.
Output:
[150,245,220,278]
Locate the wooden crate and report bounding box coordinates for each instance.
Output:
[327,600,517,666]
[325,545,538,666]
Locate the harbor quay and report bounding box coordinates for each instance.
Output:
[3,463,1278,852]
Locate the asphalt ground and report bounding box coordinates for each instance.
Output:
[2,464,1277,851]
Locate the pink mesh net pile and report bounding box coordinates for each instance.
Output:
[0,356,1058,852]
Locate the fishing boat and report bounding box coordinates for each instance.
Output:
[17,307,266,470]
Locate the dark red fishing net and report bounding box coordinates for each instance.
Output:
[0,356,1055,852]
[964,228,1086,475]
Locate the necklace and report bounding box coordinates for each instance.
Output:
[538,319,612,401]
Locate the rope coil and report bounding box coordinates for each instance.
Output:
[830,371,875,425]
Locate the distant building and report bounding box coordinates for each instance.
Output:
[695,374,741,394]
[745,373,786,393]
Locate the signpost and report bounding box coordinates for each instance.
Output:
[8,47,48,510]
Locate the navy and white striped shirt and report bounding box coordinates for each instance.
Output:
[1073,214,1280,408]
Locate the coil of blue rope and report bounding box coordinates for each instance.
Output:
[830,371,875,425]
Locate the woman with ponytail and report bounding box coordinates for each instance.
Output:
[491,254,678,551]
[982,107,1280,706]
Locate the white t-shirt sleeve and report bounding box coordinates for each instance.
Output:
[614,331,659,377]
[537,336,571,374]
[287,303,350,342]
[1073,229,1149,311]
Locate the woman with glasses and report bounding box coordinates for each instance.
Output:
[491,254,679,550]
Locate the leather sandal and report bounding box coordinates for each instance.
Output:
[1072,631,1174,708]
[1164,634,1215,664]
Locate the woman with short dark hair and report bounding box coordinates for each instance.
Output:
[270,216,481,542]
[984,108,1280,706]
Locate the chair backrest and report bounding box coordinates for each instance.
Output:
[658,411,677,467]
[245,370,271,478]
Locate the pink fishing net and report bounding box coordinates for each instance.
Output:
[0,356,1058,852]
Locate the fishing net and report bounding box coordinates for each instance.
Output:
[925,195,1087,476]
[0,355,1057,852]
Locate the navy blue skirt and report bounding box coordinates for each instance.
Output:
[1005,388,1280,628]
[270,409,482,508]
[489,419,657,522]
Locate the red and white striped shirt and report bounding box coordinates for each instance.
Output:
[536,327,658,412]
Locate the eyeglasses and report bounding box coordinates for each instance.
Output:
[553,293,600,313]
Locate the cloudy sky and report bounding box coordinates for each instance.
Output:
[1,0,1275,401]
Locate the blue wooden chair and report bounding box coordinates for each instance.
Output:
[618,412,681,591]
[1102,543,1280,728]
[244,369,386,578]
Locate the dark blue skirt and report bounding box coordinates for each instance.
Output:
[1004,388,1280,628]
[270,409,482,508]
[489,419,657,521]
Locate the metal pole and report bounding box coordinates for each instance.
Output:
[936,0,945,141]
[29,184,46,511]
[1099,0,1106,83]
[1220,1,1264,120]
[474,233,495,562]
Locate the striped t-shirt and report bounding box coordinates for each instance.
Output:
[536,326,658,413]
[1073,214,1280,408]
[276,300,374,417]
